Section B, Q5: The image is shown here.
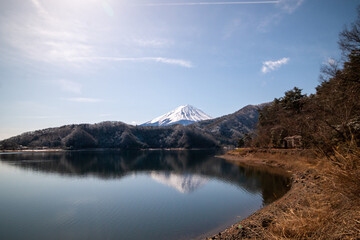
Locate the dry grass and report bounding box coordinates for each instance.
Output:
[267,175,360,239]
[264,148,360,240]
[229,148,321,171]
[267,196,332,239]
[212,148,360,239]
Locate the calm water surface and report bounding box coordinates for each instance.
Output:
[0,150,290,240]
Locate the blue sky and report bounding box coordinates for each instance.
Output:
[0,0,359,139]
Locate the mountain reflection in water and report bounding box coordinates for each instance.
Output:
[150,172,209,194]
[0,150,290,205]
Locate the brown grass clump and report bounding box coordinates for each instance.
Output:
[267,174,360,239]
[331,143,360,201]
[265,147,360,240]
[267,195,332,239]
[209,148,360,240]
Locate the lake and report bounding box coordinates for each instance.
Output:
[0,150,290,240]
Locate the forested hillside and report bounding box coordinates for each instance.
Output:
[0,105,261,150]
[254,18,360,156]
[194,104,263,146]
[0,122,219,150]
[253,8,360,175]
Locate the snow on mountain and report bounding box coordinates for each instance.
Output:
[141,104,212,126]
[150,172,209,194]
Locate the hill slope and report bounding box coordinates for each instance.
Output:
[0,122,218,150]
[194,104,264,146]
[0,104,262,150]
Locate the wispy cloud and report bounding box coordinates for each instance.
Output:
[278,0,304,13]
[56,79,82,94]
[137,1,279,6]
[0,0,94,64]
[133,38,173,48]
[326,58,336,66]
[102,1,114,17]
[30,0,50,18]
[1,1,189,68]
[261,57,289,73]
[257,0,304,32]
[74,57,193,68]
[65,98,103,103]
[257,13,282,32]
[223,18,242,39]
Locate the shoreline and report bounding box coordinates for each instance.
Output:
[206,149,360,239]
[0,147,225,153]
[0,148,65,153]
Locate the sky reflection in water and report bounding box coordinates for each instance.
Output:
[0,150,290,240]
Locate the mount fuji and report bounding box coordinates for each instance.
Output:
[141,105,212,126]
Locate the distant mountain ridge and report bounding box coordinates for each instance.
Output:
[0,104,264,150]
[0,122,218,150]
[193,104,267,146]
[142,105,212,126]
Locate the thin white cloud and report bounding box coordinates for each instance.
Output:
[74,57,193,68]
[1,1,189,69]
[56,79,82,94]
[327,58,336,66]
[278,0,304,13]
[137,1,279,6]
[0,0,94,64]
[65,98,103,103]
[133,38,173,48]
[30,0,50,18]
[256,0,304,32]
[257,13,282,32]
[102,1,114,17]
[223,18,242,39]
[262,57,289,73]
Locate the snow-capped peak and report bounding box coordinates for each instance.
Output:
[150,172,209,194]
[142,105,212,126]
